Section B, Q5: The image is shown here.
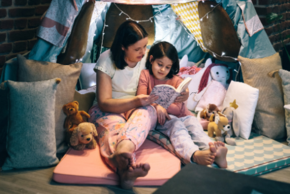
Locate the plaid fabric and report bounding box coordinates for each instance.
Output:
[147,130,187,165]
[171,2,207,52]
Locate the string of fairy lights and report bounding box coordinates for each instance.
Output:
[76,2,239,63]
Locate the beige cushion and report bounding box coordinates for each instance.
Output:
[279,69,290,145]
[74,90,95,113]
[239,53,285,140]
[17,55,82,153]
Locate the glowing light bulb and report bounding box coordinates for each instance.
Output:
[119,12,123,16]
[200,18,203,21]
[221,52,226,56]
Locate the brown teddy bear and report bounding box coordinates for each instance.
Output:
[200,104,220,121]
[69,122,98,150]
[62,101,90,130]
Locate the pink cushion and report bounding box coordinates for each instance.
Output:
[53,139,181,186]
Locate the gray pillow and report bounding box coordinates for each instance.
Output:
[17,55,82,153]
[2,78,60,170]
[279,69,290,145]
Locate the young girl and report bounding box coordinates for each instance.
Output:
[137,41,228,167]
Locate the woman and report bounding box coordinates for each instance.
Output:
[88,21,188,189]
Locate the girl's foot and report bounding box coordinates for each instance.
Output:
[192,143,216,165]
[214,141,228,168]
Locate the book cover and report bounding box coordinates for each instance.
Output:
[150,77,192,109]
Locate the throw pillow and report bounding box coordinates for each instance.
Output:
[2,78,60,170]
[279,69,290,145]
[17,54,82,153]
[223,81,259,140]
[239,53,285,140]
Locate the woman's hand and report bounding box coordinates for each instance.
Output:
[155,105,171,125]
[175,88,189,103]
[138,94,159,107]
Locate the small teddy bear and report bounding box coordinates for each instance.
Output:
[62,101,90,130]
[69,122,98,150]
[200,104,220,121]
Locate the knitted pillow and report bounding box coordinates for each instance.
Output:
[239,53,285,140]
[2,79,60,170]
[17,55,82,153]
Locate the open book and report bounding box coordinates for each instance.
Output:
[150,77,192,109]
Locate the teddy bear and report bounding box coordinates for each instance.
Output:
[69,122,98,150]
[207,112,229,142]
[199,104,220,121]
[62,101,90,130]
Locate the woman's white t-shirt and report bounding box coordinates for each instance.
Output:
[93,50,147,103]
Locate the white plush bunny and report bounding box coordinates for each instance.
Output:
[179,57,231,111]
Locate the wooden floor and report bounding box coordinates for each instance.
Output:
[1,165,290,194]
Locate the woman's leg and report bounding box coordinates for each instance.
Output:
[89,105,157,189]
[88,104,127,170]
[117,105,157,152]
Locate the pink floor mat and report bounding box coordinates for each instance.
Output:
[53,139,181,186]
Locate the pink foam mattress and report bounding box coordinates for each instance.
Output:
[53,139,181,186]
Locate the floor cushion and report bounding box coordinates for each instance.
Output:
[53,139,181,186]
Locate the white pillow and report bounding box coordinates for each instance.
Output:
[223,81,259,139]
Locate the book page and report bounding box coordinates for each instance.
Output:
[176,77,192,93]
[150,85,180,109]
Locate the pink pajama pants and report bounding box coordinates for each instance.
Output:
[88,104,157,170]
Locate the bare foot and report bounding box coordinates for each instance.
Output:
[119,163,150,189]
[192,143,216,166]
[214,141,228,168]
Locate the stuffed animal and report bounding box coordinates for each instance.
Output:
[199,104,220,121]
[69,122,98,150]
[62,101,90,130]
[221,106,240,146]
[179,58,231,111]
[207,113,229,142]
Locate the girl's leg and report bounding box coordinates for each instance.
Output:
[156,115,200,164]
[181,116,228,168]
[180,116,213,150]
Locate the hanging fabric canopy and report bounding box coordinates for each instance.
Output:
[97,0,195,4]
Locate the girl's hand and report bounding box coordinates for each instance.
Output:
[138,94,159,107]
[155,105,171,125]
[175,88,189,103]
